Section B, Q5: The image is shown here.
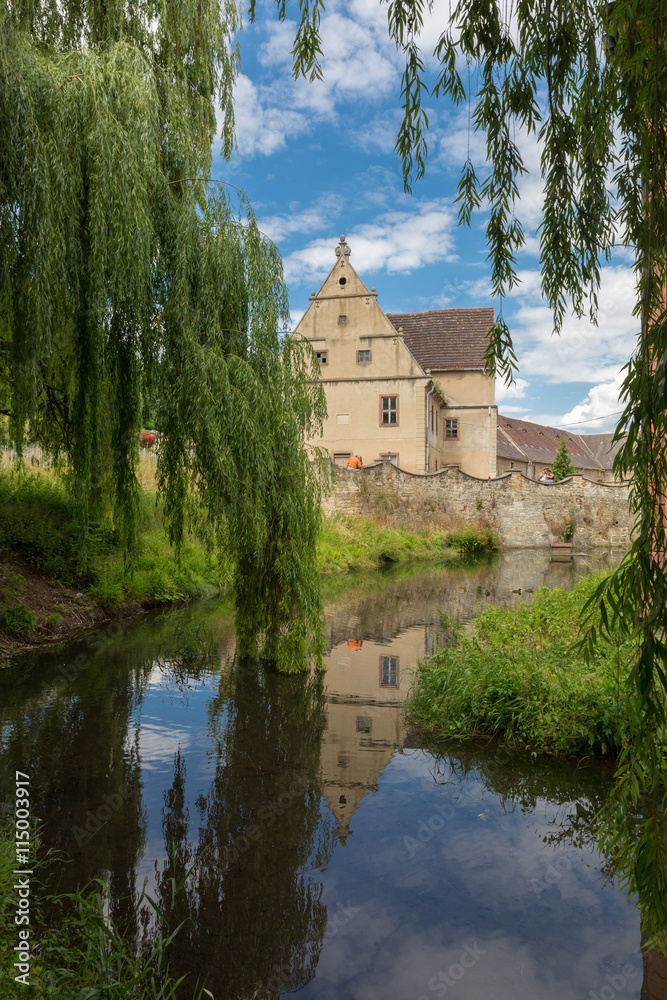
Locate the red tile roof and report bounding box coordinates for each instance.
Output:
[386,308,494,371]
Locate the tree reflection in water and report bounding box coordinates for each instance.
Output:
[146,658,335,1000]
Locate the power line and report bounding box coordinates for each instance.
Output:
[554,409,624,428]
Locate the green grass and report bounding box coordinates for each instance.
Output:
[0,827,207,999]
[0,470,497,626]
[0,469,232,611]
[317,513,497,573]
[0,600,36,637]
[406,573,638,757]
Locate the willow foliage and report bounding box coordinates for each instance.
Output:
[0,1,327,670]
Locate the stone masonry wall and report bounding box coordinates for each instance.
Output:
[323,461,632,548]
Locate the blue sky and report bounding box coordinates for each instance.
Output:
[213,0,637,434]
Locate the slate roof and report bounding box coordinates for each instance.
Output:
[497,416,619,472]
[578,432,625,469]
[386,308,494,371]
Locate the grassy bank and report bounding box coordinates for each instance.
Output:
[0,468,497,649]
[407,573,638,757]
[0,827,202,999]
[318,513,497,573]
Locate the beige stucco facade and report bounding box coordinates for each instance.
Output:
[294,237,497,477]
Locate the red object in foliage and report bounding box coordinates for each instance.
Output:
[141,432,157,448]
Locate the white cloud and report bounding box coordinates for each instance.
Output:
[260,194,342,244]
[231,74,310,156]
[506,265,639,385]
[287,308,306,331]
[352,111,402,154]
[495,377,529,403]
[497,404,531,415]
[557,372,627,433]
[281,200,458,285]
[229,3,403,158]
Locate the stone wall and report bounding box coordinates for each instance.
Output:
[323,461,632,548]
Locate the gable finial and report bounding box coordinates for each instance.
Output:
[335,235,351,260]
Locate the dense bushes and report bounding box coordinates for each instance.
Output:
[407,574,638,756]
[0,472,103,579]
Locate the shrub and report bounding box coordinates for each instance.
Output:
[407,573,637,756]
[0,601,36,637]
[89,579,124,612]
[446,526,499,554]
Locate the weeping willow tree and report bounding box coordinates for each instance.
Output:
[264,0,667,942]
[0,0,327,670]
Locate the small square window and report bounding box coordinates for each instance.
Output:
[337,753,349,769]
[381,396,398,426]
[357,716,372,733]
[445,419,458,439]
[357,349,371,364]
[338,315,347,324]
[316,350,328,365]
[380,655,399,687]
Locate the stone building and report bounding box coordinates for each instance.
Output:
[295,236,498,478]
[496,415,624,480]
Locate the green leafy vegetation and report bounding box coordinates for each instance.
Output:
[317,514,497,573]
[0,828,207,999]
[0,601,36,638]
[0,471,498,637]
[0,0,326,671]
[552,440,577,482]
[407,574,639,757]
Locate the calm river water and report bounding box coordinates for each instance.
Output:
[0,548,652,999]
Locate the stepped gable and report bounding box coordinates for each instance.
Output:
[385,308,494,371]
[497,416,605,471]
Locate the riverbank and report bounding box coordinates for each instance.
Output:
[0,469,497,660]
[406,572,637,757]
[0,826,200,999]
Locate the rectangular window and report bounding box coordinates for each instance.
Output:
[445,418,458,439]
[380,395,398,426]
[333,452,351,468]
[357,716,372,734]
[380,655,399,687]
[380,453,399,466]
[316,350,328,364]
[357,349,371,364]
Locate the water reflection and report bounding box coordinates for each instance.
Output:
[0,550,658,999]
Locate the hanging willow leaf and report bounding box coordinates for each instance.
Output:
[0,1,327,669]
